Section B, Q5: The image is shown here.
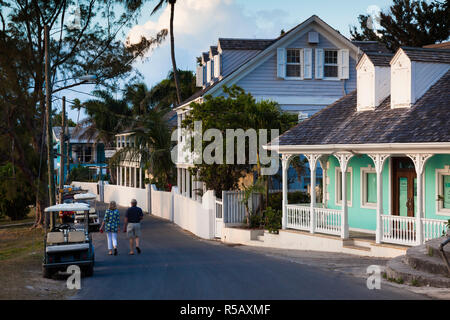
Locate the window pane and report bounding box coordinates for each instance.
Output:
[324,65,338,78]
[324,50,337,64]
[367,173,377,203]
[444,175,450,209]
[286,64,301,77]
[287,49,300,63]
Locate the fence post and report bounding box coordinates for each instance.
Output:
[146,184,151,214]
[222,191,227,224]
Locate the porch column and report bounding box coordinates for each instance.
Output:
[306,154,320,234]
[177,168,181,190]
[368,154,389,244]
[116,167,119,186]
[318,156,329,207]
[281,154,291,230]
[407,154,433,245]
[337,153,353,239]
[139,167,143,189]
[134,167,137,188]
[119,166,122,186]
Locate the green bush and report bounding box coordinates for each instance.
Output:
[264,206,282,234]
[248,213,262,229]
[68,165,90,182]
[0,163,33,221]
[267,191,310,211]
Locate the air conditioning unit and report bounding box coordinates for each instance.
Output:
[308,32,319,44]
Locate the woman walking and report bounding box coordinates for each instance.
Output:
[100,201,120,256]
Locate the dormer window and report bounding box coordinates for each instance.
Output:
[210,60,214,81]
[324,50,338,78]
[286,49,301,78]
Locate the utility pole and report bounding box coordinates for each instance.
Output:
[58,96,66,204]
[45,25,56,228]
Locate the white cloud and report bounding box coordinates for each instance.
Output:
[127,0,294,88]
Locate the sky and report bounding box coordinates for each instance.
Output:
[62,0,393,122]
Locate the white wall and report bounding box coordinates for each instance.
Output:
[104,184,149,212]
[151,186,173,221]
[172,190,215,240]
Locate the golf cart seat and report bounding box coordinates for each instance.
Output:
[68,231,85,243]
[47,232,64,244]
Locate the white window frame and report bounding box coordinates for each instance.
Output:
[335,166,353,207]
[323,49,339,80]
[285,48,303,80]
[436,166,450,216]
[360,165,377,209]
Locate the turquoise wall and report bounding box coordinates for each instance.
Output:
[327,155,390,231]
[325,154,450,232]
[424,154,450,220]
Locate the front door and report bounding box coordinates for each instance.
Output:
[392,157,416,217]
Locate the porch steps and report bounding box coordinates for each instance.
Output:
[385,237,450,288]
[256,235,265,242]
[342,239,372,252]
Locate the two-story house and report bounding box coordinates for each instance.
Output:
[53,126,108,183]
[175,15,389,198]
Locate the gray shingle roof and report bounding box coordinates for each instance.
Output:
[423,42,450,50]
[218,38,276,51]
[352,41,390,53]
[401,47,450,64]
[365,52,394,67]
[202,52,209,62]
[277,70,450,146]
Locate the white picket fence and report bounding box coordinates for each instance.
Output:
[422,218,447,242]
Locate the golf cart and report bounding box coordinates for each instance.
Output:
[73,193,100,232]
[42,203,95,278]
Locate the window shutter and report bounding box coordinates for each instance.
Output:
[206,61,211,83]
[339,49,349,79]
[277,48,286,79]
[214,55,221,78]
[315,48,324,79]
[303,48,312,79]
[196,66,204,87]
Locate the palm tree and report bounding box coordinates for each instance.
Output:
[151,0,182,105]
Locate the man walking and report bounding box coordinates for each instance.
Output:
[123,199,144,255]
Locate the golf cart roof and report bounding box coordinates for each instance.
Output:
[44,203,90,212]
[74,193,97,200]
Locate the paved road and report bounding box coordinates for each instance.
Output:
[74,205,425,300]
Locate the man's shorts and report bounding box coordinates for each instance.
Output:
[127,223,141,238]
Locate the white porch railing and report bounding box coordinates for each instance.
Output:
[286,205,310,231]
[381,215,417,246]
[314,207,342,235]
[422,218,447,242]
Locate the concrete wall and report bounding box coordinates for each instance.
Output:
[173,190,215,240]
[151,186,173,221]
[104,184,149,213]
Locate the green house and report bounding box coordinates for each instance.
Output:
[270,47,450,246]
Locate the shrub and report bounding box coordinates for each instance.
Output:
[248,213,262,229]
[267,191,310,211]
[264,206,282,234]
[68,165,90,182]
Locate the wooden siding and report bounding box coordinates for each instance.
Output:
[234,28,357,114]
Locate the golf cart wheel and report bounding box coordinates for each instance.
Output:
[83,263,94,277]
[42,266,53,279]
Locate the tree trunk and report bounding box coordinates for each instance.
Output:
[170,1,182,105]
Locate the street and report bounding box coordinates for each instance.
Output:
[73,205,425,300]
